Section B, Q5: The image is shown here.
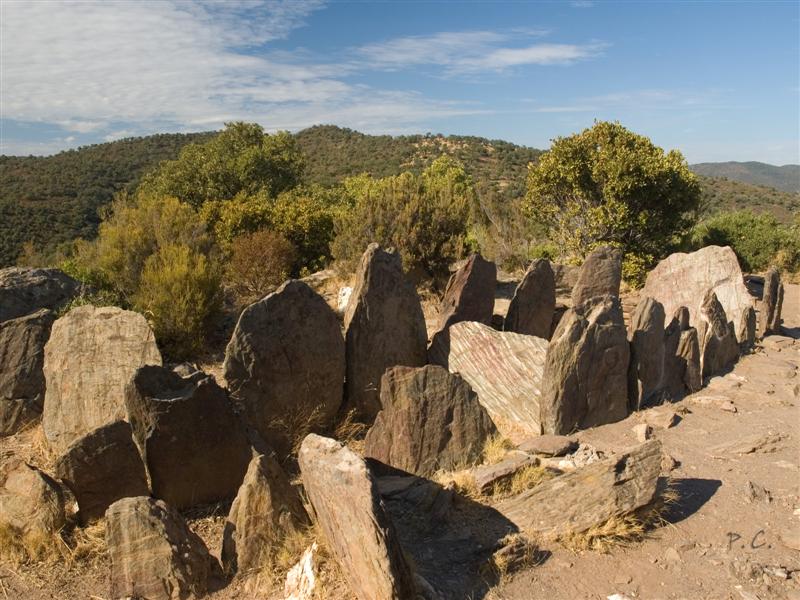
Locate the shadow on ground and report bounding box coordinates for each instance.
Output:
[662,477,722,525]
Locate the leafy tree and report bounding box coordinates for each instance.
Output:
[331,156,471,276]
[526,121,701,279]
[138,122,303,208]
[225,229,296,305]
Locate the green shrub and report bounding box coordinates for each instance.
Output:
[226,230,296,305]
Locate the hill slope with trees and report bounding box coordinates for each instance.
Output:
[690,161,800,193]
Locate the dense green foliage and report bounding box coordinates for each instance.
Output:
[691,161,800,193]
[526,121,702,284]
[226,229,296,305]
[689,210,800,273]
[331,157,473,276]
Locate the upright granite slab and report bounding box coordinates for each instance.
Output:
[759,268,784,337]
[627,297,666,411]
[504,258,556,339]
[571,246,622,308]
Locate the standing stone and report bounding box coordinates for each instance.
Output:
[0,309,55,435]
[571,246,622,308]
[54,420,149,524]
[125,366,252,509]
[0,267,80,323]
[759,268,784,337]
[435,253,496,331]
[106,496,214,600]
[540,296,630,435]
[221,453,309,576]
[738,305,757,352]
[642,246,753,342]
[697,290,740,379]
[42,305,162,454]
[504,259,556,339]
[298,434,416,600]
[627,297,666,411]
[224,280,345,452]
[429,321,548,441]
[0,458,65,540]
[344,244,427,421]
[364,365,497,477]
[663,307,701,399]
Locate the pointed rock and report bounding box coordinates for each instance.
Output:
[125,366,251,509]
[738,305,756,352]
[54,420,149,524]
[759,268,784,336]
[571,246,622,308]
[504,258,556,339]
[429,321,548,441]
[627,297,666,411]
[221,453,309,576]
[540,296,630,435]
[298,434,416,600]
[364,365,497,476]
[697,291,739,379]
[106,496,214,600]
[663,307,701,399]
[344,244,427,421]
[224,280,345,454]
[435,253,496,331]
[42,305,162,454]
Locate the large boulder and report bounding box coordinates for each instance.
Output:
[364,365,497,477]
[0,309,55,435]
[0,267,80,323]
[0,458,65,540]
[504,259,556,339]
[42,305,162,454]
[429,320,548,441]
[224,280,345,452]
[697,290,740,379]
[298,434,416,600]
[497,440,662,537]
[125,366,252,509]
[343,244,428,421]
[627,297,666,411]
[106,496,214,600]
[571,246,622,308]
[221,453,309,576]
[641,246,753,341]
[539,296,630,435]
[434,253,496,333]
[663,307,701,399]
[759,268,784,337]
[54,420,149,524]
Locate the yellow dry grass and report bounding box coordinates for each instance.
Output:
[433,469,480,499]
[0,523,65,567]
[482,435,514,465]
[482,533,542,583]
[489,465,556,498]
[333,409,369,455]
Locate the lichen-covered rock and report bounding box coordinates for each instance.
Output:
[504,259,556,339]
[0,267,80,323]
[571,246,622,308]
[364,365,497,476]
[0,458,65,540]
[697,290,740,379]
[429,320,548,441]
[343,244,427,421]
[125,365,251,509]
[54,420,149,524]
[42,305,162,454]
[224,280,345,453]
[0,309,55,435]
[627,297,666,411]
[298,434,416,600]
[221,453,309,576]
[106,496,214,600]
[540,296,629,435]
[642,246,753,342]
[759,268,784,337]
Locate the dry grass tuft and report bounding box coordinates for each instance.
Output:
[482,435,514,465]
[333,409,369,455]
[66,521,108,568]
[558,480,679,553]
[481,533,542,584]
[433,469,480,499]
[489,465,556,498]
[0,523,65,566]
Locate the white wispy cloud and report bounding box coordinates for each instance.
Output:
[357,30,604,75]
[531,89,729,113]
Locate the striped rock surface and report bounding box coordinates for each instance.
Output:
[429,320,547,441]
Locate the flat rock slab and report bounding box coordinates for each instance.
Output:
[517,434,578,457]
[0,308,55,435]
[471,451,539,494]
[42,305,162,454]
[54,420,149,524]
[298,434,416,600]
[364,365,496,476]
[126,366,252,509]
[497,440,662,538]
[642,245,753,339]
[0,267,80,323]
[429,320,548,441]
[106,496,214,600]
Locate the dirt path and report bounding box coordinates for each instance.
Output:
[496,285,800,600]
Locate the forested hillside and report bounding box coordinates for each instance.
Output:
[691,161,800,193]
[1,125,797,267]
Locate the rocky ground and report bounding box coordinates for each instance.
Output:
[1,283,798,600]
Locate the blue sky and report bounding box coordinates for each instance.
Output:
[1,0,798,163]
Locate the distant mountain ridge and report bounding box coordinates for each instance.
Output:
[1,125,798,267]
[690,161,800,193]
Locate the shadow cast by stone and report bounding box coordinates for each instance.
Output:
[661,477,722,525]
